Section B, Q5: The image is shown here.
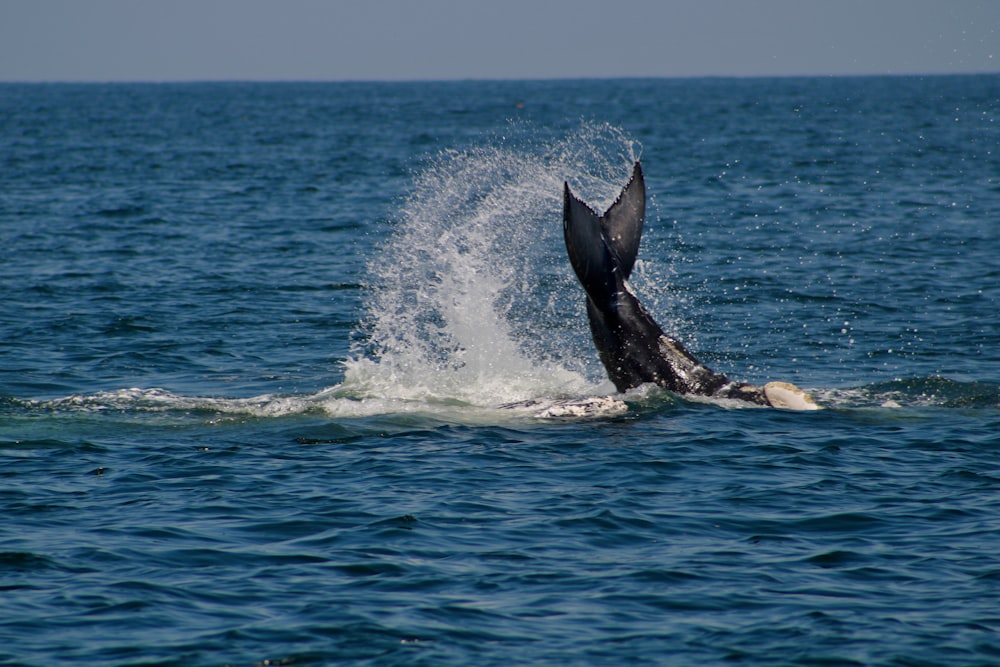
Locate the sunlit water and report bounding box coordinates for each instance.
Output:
[1,77,999,666]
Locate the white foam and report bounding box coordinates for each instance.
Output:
[28,387,317,419]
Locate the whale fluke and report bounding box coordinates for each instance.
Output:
[563,162,819,410]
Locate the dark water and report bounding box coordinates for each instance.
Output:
[1,76,999,666]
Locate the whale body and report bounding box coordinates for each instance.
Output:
[562,162,819,410]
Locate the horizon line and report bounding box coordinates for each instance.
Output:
[3,70,999,85]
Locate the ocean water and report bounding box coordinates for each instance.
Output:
[1,76,998,666]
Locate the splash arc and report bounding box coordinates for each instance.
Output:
[562,162,819,410]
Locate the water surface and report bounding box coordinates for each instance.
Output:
[1,76,999,666]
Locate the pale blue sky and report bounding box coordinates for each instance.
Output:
[1,0,996,81]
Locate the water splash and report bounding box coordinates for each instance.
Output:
[339,123,642,407]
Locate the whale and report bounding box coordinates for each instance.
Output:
[563,162,819,410]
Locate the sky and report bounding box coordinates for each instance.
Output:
[1,0,997,82]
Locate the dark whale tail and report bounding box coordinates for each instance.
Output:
[563,162,819,410]
[562,162,646,305]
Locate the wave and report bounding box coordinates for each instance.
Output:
[10,387,316,419]
[5,377,996,428]
[5,386,629,423]
[815,376,1000,410]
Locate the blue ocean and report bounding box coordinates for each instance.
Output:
[1,76,999,666]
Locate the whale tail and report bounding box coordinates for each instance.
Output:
[562,162,645,306]
[564,162,719,395]
[562,162,821,410]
